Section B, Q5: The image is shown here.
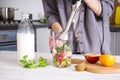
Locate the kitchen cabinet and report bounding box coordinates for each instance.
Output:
[115,32,120,55]
[111,32,120,55]
[36,27,51,53]
[110,32,116,55]
[110,24,120,55]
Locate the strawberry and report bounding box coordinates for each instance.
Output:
[55,54,59,60]
[49,39,53,47]
[58,57,64,63]
[59,50,66,58]
[54,53,64,63]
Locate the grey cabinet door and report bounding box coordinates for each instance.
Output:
[36,28,50,53]
[115,32,120,55]
[110,32,116,55]
[110,32,120,55]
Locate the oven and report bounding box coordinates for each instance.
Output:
[0,21,18,51]
[0,30,17,51]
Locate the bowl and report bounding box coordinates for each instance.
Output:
[84,53,100,63]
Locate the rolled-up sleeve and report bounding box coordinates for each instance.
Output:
[101,0,114,17]
[42,0,60,28]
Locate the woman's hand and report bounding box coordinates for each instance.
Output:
[49,22,64,51]
[51,22,63,33]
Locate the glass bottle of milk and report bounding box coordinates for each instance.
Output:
[17,13,35,61]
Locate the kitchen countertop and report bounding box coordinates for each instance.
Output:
[32,22,47,28]
[0,22,47,30]
[0,51,120,80]
[0,22,120,32]
[0,22,120,34]
[33,23,120,32]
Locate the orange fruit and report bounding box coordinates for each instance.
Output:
[99,54,116,67]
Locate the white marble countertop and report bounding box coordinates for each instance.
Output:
[0,51,120,80]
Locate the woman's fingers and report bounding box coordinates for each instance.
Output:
[49,36,53,47]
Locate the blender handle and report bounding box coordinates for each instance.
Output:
[72,0,82,4]
[59,0,82,40]
[64,0,82,33]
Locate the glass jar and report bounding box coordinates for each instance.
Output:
[52,31,72,67]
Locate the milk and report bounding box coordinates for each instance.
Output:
[17,33,35,60]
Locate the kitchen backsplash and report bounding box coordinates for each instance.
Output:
[0,0,44,20]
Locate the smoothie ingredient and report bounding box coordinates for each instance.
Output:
[99,54,116,67]
[19,55,49,68]
[75,62,86,71]
[84,53,100,64]
[53,42,72,67]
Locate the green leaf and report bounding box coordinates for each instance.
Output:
[53,58,60,66]
[64,43,71,51]
[24,65,30,68]
[19,55,49,69]
[23,55,28,60]
[38,57,48,67]
[55,46,64,53]
[28,59,35,65]
[29,63,39,68]
[19,60,28,65]
[55,42,71,53]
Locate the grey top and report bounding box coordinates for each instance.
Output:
[42,0,114,54]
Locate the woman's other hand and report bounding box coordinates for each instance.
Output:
[49,35,53,51]
[84,0,102,16]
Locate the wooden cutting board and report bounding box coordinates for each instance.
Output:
[72,59,120,74]
[86,62,120,74]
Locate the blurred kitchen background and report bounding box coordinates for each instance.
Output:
[0,0,44,20]
[0,0,120,55]
[0,0,50,53]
